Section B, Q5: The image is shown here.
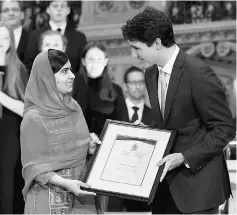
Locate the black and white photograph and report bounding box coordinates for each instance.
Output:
[0,0,236,214]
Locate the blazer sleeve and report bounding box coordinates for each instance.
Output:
[72,73,89,116]
[24,30,39,73]
[75,32,87,73]
[112,83,126,120]
[77,32,87,60]
[182,66,236,173]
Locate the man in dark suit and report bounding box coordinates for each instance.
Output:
[121,7,236,214]
[24,1,86,74]
[121,66,153,125]
[0,0,29,63]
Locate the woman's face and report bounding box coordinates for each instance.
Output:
[41,34,65,52]
[82,47,108,79]
[0,26,10,54]
[54,60,75,95]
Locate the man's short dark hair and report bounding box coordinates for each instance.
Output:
[122,7,175,47]
[48,49,69,74]
[124,66,144,83]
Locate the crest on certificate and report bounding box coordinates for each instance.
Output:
[131,143,138,151]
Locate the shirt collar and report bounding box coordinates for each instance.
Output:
[49,20,67,34]
[158,44,180,75]
[13,25,22,35]
[125,97,144,109]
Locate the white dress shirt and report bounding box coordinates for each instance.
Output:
[13,26,22,49]
[158,44,180,110]
[157,45,190,168]
[125,98,144,122]
[49,20,67,35]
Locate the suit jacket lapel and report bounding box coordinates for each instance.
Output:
[163,50,185,126]
[146,65,163,128]
[17,29,26,51]
[116,96,129,122]
[123,104,129,122]
[64,24,73,38]
[141,106,147,124]
[141,105,151,125]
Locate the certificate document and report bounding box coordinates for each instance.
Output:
[84,120,175,203]
[101,135,156,186]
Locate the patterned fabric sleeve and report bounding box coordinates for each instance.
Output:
[35,172,56,189]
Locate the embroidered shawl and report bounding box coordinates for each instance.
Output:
[20,51,91,199]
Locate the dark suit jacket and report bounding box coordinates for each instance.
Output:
[24,23,87,74]
[116,99,153,125]
[145,49,236,213]
[17,28,29,64]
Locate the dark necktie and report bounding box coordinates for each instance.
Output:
[131,106,139,123]
[57,28,61,33]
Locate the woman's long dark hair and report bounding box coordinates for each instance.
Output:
[79,41,117,102]
[0,22,28,102]
[48,49,69,74]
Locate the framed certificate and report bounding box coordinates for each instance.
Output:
[84,120,176,203]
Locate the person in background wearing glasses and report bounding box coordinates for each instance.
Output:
[73,41,125,138]
[122,66,153,125]
[24,0,86,74]
[0,0,29,63]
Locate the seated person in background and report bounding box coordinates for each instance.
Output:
[24,0,87,74]
[20,49,102,214]
[39,30,68,52]
[73,41,125,136]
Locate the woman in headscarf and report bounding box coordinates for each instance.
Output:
[0,22,29,213]
[20,49,102,214]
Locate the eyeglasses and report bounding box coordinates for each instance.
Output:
[127,80,145,86]
[1,8,21,14]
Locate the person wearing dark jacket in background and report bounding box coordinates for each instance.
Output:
[73,41,125,136]
[24,0,86,74]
